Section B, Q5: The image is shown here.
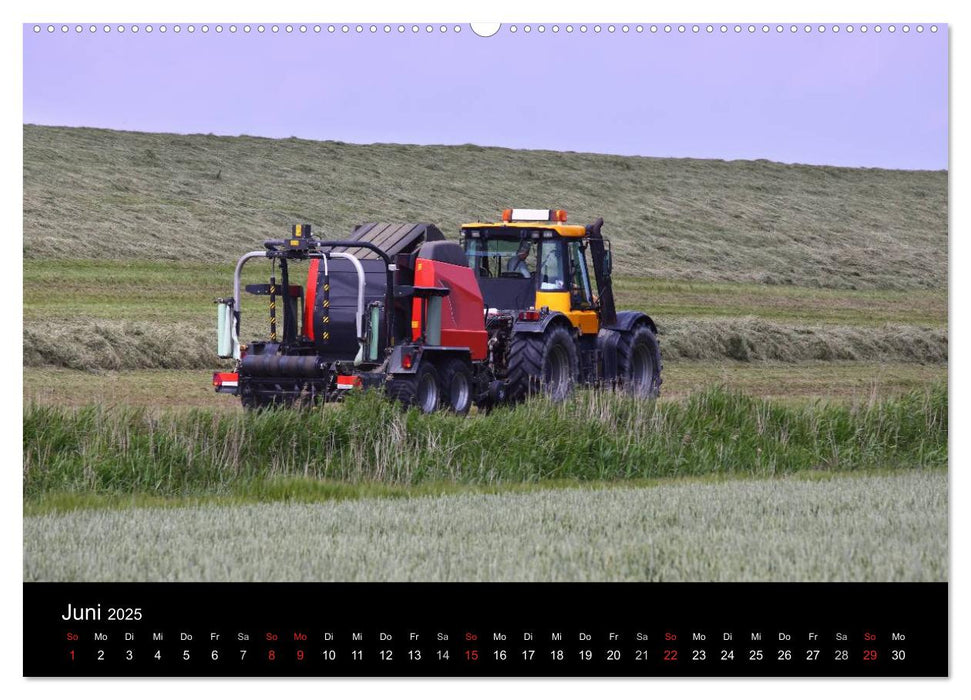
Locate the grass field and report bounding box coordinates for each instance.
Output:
[23,470,947,582]
[22,125,947,383]
[22,363,948,409]
[24,125,946,290]
[22,258,946,371]
[24,261,947,327]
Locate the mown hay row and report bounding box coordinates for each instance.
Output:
[22,317,947,371]
[660,318,948,363]
[23,320,214,371]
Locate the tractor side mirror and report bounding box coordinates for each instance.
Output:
[603,249,613,278]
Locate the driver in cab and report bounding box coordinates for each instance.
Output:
[506,241,532,277]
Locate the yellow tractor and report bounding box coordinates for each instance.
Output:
[460,208,662,402]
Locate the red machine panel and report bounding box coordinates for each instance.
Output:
[412,258,488,361]
[303,259,320,340]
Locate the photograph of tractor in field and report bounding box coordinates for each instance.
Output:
[214,209,662,412]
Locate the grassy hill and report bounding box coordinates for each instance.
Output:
[22,125,948,397]
[23,125,947,290]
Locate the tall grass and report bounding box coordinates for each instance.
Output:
[23,386,947,500]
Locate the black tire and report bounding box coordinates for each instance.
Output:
[507,325,579,402]
[241,396,297,410]
[239,383,297,410]
[617,325,663,398]
[241,394,273,411]
[387,362,442,413]
[440,358,473,415]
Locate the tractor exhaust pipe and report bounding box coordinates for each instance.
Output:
[586,217,617,327]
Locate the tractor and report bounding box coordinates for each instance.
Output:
[213,209,661,412]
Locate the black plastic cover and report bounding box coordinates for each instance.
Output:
[333,222,445,259]
[312,257,389,361]
[478,276,536,311]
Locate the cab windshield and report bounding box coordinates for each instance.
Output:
[464,236,536,279]
[463,228,573,310]
[463,231,568,286]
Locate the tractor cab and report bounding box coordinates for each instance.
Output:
[461,208,613,336]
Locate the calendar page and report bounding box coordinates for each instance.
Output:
[21,16,948,678]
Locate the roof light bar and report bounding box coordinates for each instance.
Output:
[502,208,569,223]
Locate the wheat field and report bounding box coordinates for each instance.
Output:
[23,471,946,582]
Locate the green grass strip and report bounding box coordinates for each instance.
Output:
[24,385,947,504]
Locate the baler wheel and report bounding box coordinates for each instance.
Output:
[240,389,297,410]
[440,358,473,415]
[387,362,442,413]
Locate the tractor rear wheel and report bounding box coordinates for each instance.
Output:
[507,325,578,402]
[440,358,473,415]
[387,362,442,413]
[617,325,662,398]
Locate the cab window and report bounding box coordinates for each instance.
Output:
[538,240,567,290]
[568,240,594,307]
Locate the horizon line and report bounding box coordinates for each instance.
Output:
[23,122,949,174]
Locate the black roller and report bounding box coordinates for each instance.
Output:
[240,355,324,378]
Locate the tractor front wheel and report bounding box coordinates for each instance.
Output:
[507,325,579,402]
[387,362,442,413]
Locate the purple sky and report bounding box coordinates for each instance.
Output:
[23,24,948,170]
